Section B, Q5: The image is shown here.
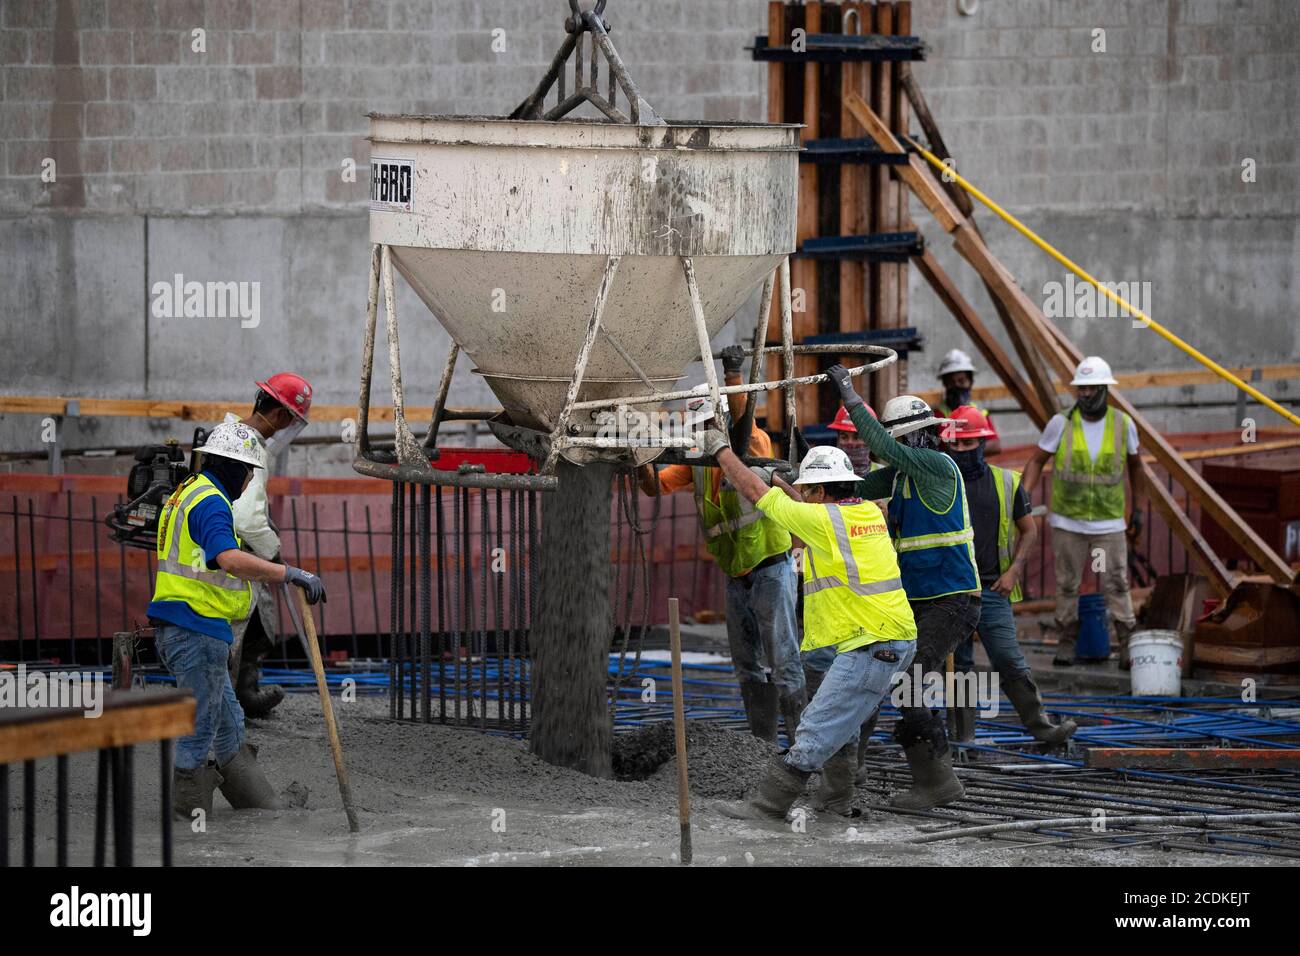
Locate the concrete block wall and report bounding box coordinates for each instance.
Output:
[1,0,1296,466]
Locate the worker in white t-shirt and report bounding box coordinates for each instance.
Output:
[1022,357,1142,667]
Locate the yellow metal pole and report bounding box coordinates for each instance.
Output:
[904,136,1300,429]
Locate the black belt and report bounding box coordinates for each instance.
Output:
[735,552,788,584]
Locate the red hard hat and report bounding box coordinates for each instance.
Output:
[942,404,996,441]
[827,404,875,431]
[256,372,313,422]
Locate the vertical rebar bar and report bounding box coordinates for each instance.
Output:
[160,739,172,867]
[12,497,24,661]
[390,482,402,720]
[365,504,381,646]
[420,484,432,724]
[27,500,40,660]
[479,489,489,731]
[23,759,35,866]
[494,488,504,730]
[342,500,358,659]
[436,488,447,723]
[117,496,128,634]
[93,748,108,867]
[66,491,75,664]
[451,483,462,725]
[91,496,103,665]
[312,500,327,647]
[408,482,419,720]
[0,763,8,867]
[56,754,68,866]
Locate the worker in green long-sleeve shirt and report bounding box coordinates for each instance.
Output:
[826,365,983,810]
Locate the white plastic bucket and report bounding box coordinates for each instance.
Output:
[1128,630,1184,696]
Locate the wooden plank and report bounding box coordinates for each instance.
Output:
[0,396,507,425]
[793,1,822,428]
[870,2,900,407]
[914,248,1048,427]
[1084,748,1300,771]
[892,2,912,388]
[0,692,195,763]
[766,0,789,433]
[909,363,1300,405]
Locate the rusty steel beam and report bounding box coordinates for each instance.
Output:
[1085,748,1300,771]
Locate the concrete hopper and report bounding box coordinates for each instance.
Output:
[353,2,896,490]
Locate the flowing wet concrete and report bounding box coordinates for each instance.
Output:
[10,691,1293,866]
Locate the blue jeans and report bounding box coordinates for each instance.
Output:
[155,624,245,770]
[953,589,1030,681]
[785,639,916,772]
[725,554,804,694]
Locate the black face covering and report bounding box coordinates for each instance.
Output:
[203,456,253,502]
[944,386,972,411]
[902,426,941,451]
[950,443,986,480]
[1077,386,1109,419]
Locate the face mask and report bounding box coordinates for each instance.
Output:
[1077,386,1108,418]
[944,386,972,411]
[902,427,940,451]
[204,457,253,502]
[949,444,986,480]
[265,417,306,458]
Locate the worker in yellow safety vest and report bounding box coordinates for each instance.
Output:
[1022,356,1143,668]
[148,421,327,820]
[941,406,1077,745]
[708,437,918,821]
[637,346,806,744]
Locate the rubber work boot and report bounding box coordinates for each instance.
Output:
[1052,621,1079,667]
[739,681,780,744]
[1002,674,1077,744]
[173,764,223,820]
[217,743,282,810]
[717,755,811,821]
[235,620,285,718]
[779,688,806,746]
[950,705,978,743]
[1114,619,1136,672]
[890,726,964,811]
[812,744,861,818]
[854,708,880,786]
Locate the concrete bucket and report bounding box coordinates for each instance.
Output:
[354,1,895,490]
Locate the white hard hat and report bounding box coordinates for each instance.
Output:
[879,395,955,438]
[200,422,266,469]
[793,445,862,485]
[937,348,976,379]
[1070,356,1118,386]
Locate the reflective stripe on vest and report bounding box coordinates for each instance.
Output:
[991,465,1025,604]
[151,474,252,622]
[887,456,981,599]
[691,466,790,577]
[799,500,915,652]
[1051,407,1129,521]
[801,506,904,598]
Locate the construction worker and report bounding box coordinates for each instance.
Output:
[825,404,873,476]
[941,406,1077,744]
[710,438,917,821]
[935,348,1001,455]
[224,373,313,717]
[826,364,982,810]
[1021,356,1142,667]
[637,345,806,743]
[147,421,327,819]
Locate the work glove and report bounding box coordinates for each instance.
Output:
[284,565,327,605]
[720,345,746,376]
[826,364,864,410]
[1126,508,1143,541]
[698,427,731,459]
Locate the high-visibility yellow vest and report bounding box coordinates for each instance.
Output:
[150,474,252,623]
[990,465,1025,604]
[692,466,791,578]
[1052,407,1130,521]
[799,500,916,653]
